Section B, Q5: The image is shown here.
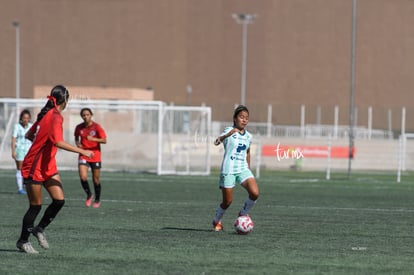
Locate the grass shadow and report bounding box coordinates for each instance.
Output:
[0,248,20,253]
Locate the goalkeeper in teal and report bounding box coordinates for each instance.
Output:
[212,105,259,231]
[11,109,33,194]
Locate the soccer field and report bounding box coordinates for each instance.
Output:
[1,169,414,274]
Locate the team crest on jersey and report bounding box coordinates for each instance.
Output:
[90,130,96,136]
[237,144,247,152]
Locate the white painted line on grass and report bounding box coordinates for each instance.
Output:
[351,247,367,251]
[269,205,414,213]
[63,197,193,205]
[289,179,320,183]
[57,197,414,213]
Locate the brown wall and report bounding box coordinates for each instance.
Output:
[34,86,153,100]
[1,0,413,130]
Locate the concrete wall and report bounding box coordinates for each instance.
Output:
[1,0,414,129]
[34,86,154,100]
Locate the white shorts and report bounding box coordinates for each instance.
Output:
[219,170,254,188]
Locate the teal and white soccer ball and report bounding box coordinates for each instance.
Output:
[234,215,254,235]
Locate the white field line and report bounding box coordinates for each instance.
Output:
[63,197,193,205]
[56,197,414,213]
[267,205,414,213]
[288,178,320,183]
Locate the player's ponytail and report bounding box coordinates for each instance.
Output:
[51,85,69,105]
[36,85,69,122]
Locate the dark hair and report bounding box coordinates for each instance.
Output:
[233,105,249,120]
[19,109,31,125]
[80,107,93,117]
[36,85,69,122]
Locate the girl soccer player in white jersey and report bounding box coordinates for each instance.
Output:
[212,105,259,231]
[11,109,33,194]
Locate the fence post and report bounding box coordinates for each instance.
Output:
[334,105,339,139]
[255,137,262,179]
[300,105,305,138]
[388,109,392,139]
[401,107,406,136]
[316,106,321,125]
[401,107,406,171]
[397,134,403,182]
[368,106,372,140]
[326,134,332,180]
[267,104,272,138]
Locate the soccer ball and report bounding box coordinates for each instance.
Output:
[234,215,254,235]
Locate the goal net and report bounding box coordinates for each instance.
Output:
[0,98,212,175]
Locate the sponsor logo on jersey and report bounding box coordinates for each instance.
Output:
[236,144,246,153]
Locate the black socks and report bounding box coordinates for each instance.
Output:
[81,180,102,202]
[94,184,101,202]
[81,180,92,198]
[19,205,41,242]
[38,200,65,229]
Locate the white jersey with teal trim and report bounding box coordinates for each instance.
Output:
[12,122,33,151]
[220,126,252,174]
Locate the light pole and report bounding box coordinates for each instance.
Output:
[13,20,20,99]
[232,13,256,106]
[348,0,357,178]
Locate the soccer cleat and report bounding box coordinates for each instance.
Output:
[18,189,27,195]
[92,201,101,208]
[16,241,39,254]
[212,220,223,232]
[85,196,93,207]
[32,226,49,249]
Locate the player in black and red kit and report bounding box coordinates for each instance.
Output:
[74,108,107,208]
[17,85,93,254]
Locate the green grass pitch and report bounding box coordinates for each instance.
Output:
[1,169,414,274]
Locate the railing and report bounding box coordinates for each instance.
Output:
[212,122,393,140]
